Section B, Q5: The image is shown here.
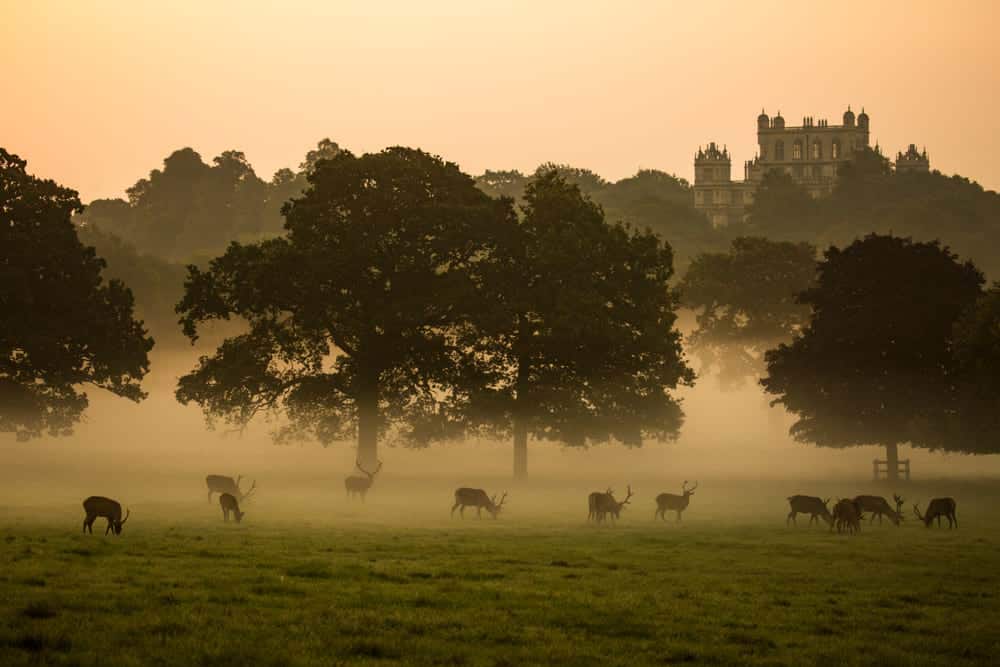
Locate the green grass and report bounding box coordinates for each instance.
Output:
[1,479,999,666]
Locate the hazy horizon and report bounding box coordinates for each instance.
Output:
[4,1,1000,202]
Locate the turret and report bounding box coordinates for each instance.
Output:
[758,109,770,130]
[858,107,869,131]
[895,144,930,174]
[843,106,855,127]
[772,111,785,130]
[694,142,731,184]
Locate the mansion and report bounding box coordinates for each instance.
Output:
[694,107,930,227]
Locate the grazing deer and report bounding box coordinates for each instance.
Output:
[786,495,833,527]
[832,498,862,534]
[82,496,130,536]
[913,498,958,528]
[344,460,383,501]
[655,481,698,522]
[853,494,904,525]
[219,493,245,523]
[451,488,507,519]
[589,486,634,523]
[206,474,256,504]
[588,487,614,522]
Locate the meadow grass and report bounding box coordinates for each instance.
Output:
[1,478,998,666]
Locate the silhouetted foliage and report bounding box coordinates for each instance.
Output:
[457,171,693,476]
[742,147,1000,276]
[477,166,716,267]
[762,235,984,459]
[949,284,1000,453]
[0,148,153,440]
[175,147,514,466]
[75,225,188,347]
[680,237,816,389]
[76,139,347,263]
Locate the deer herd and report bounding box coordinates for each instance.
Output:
[786,492,959,534]
[79,463,959,538]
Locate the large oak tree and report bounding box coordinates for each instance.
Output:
[762,235,984,479]
[0,148,153,440]
[457,172,694,477]
[175,147,514,466]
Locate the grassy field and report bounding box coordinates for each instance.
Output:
[1,478,999,666]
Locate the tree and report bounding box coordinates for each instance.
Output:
[475,169,529,202]
[761,235,984,480]
[175,147,514,467]
[0,148,153,440]
[743,170,820,241]
[680,237,816,389]
[949,284,1000,453]
[457,171,693,477]
[75,225,188,348]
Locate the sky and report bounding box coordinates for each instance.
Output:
[3,0,999,202]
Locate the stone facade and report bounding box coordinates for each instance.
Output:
[694,107,930,228]
[896,144,930,174]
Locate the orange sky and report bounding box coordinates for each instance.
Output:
[3,1,999,201]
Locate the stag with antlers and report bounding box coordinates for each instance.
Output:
[853,494,904,525]
[914,498,958,528]
[206,474,256,504]
[588,486,633,523]
[82,496,130,536]
[345,460,383,501]
[451,488,507,519]
[655,481,698,522]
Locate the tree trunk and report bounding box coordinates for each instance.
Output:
[513,415,528,479]
[357,387,379,471]
[885,442,899,482]
[512,351,529,479]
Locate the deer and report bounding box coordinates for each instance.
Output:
[82,496,130,536]
[786,495,833,527]
[853,494,904,525]
[451,488,507,519]
[913,498,958,528]
[588,487,614,522]
[219,493,245,523]
[344,460,383,501]
[832,498,862,534]
[655,480,698,522]
[589,485,633,523]
[206,474,256,504]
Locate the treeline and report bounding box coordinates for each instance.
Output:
[5,144,1000,480]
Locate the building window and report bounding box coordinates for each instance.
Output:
[775,141,784,160]
[792,140,803,160]
[811,140,822,160]
[760,145,768,160]
[832,140,840,159]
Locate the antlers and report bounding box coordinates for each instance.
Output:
[120,508,130,525]
[241,480,257,501]
[355,460,383,478]
[912,503,924,521]
[495,492,507,509]
[619,485,633,505]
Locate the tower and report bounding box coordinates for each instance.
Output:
[896,144,930,173]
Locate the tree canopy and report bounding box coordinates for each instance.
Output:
[949,284,1000,453]
[743,147,1000,277]
[762,235,984,474]
[0,148,154,440]
[458,171,694,476]
[175,147,514,466]
[680,237,816,389]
